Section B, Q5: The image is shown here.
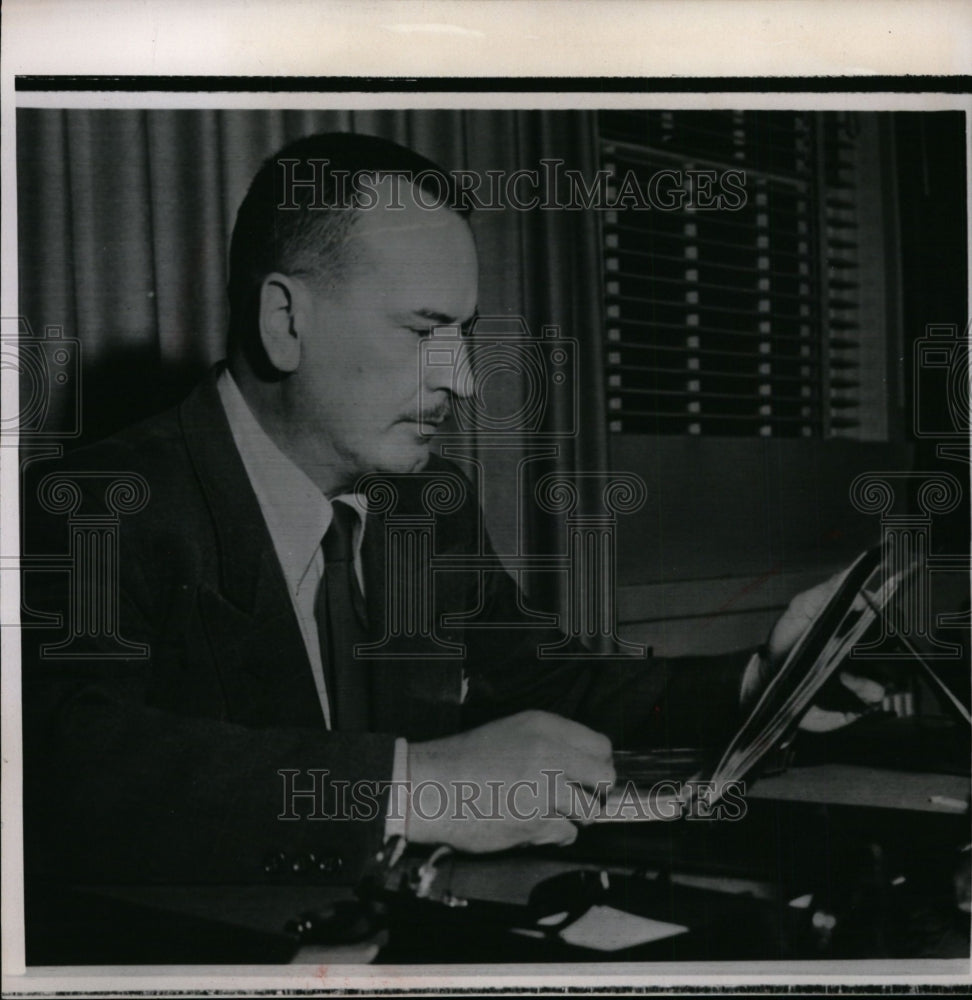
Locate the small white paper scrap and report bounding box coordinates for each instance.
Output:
[558,905,688,951]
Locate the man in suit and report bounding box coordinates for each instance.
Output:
[23,132,855,890]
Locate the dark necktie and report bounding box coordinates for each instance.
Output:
[315,500,370,731]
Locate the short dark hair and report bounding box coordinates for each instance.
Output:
[226,131,469,374]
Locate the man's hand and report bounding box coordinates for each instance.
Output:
[766,572,843,664]
[740,568,885,729]
[406,711,615,853]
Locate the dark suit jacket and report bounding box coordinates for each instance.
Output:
[22,370,750,887]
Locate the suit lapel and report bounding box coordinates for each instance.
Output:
[178,371,324,728]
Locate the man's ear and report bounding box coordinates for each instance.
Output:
[257,273,307,374]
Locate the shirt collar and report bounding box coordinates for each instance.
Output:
[217,368,367,594]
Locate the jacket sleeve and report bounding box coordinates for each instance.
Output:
[22,457,395,888]
[458,517,751,752]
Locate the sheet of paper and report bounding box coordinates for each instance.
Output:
[558,906,688,952]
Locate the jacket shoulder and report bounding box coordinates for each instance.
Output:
[59,402,186,476]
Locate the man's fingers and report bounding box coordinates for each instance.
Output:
[528,816,578,847]
[799,705,859,732]
[767,567,851,663]
[529,711,613,761]
[806,573,843,614]
[797,672,883,732]
[793,572,844,622]
[839,671,885,704]
[544,772,608,824]
[518,711,615,790]
[555,749,616,794]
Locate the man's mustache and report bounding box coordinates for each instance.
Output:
[401,403,452,426]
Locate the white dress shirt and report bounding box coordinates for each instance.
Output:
[217,369,407,837]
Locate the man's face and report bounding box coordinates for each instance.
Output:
[289,196,478,493]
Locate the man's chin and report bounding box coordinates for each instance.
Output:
[411,450,432,472]
[373,441,432,476]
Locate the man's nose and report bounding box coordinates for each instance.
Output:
[422,332,475,401]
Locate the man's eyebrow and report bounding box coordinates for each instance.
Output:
[411,308,459,325]
[411,307,480,330]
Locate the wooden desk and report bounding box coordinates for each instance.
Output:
[748,764,969,814]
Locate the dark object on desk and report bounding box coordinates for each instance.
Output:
[826,840,971,959]
[369,793,970,964]
[370,858,786,963]
[285,899,379,946]
[528,869,611,926]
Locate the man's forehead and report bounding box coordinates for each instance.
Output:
[339,199,478,316]
[347,197,474,252]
